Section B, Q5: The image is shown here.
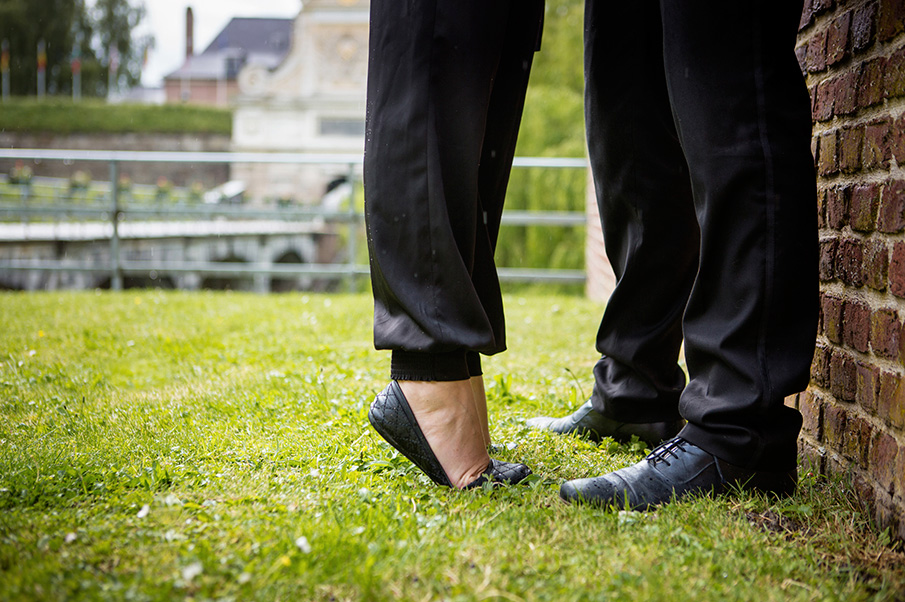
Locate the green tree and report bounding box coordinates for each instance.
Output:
[497,0,587,275]
[0,0,79,95]
[0,0,151,97]
[90,0,152,93]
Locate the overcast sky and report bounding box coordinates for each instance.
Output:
[132,0,303,86]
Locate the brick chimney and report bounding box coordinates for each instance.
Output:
[186,7,194,60]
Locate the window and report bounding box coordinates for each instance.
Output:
[319,118,365,137]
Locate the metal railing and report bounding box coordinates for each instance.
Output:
[0,149,588,291]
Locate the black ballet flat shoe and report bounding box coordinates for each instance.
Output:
[559,436,797,510]
[368,381,532,489]
[526,400,683,447]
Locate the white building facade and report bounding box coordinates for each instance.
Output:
[231,0,369,205]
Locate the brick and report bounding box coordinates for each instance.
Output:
[825,455,848,482]
[827,11,851,66]
[839,125,864,173]
[834,69,859,116]
[822,294,844,343]
[818,292,824,333]
[824,403,849,449]
[807,28,828,72]
[801,389,824,439]
[818,131,840,176]
[878,180,905,233]
[857,56,887,108]
[892,242,905,298]
[869,431,898,495]
[784,393,799,410]
[878,0,905,41]
[812,0,835,16]
[851,2,878,53]
[826,185,848,228]
[863,119,892,170]
[812,343,831,386]
[856,361,880,413]
[800,0,817,31]
[843,413,873,467]
[892,114,905,165]
[897,445,905,501]
[874,503,900,538]
[800,441,826,475]
[886,47,905,99]
[830,350,857,402]
[871,307,901,360]
[817,187,827,228]
[812,136,820,171]
[878,371,905,429]
[838,238,864,288]
[849,183,879,231]
[819,237,838,281]
[796,44,809,74]
[851,472,876,510]
[901,320,905,367]
[843,299,871,352]
[813,78,836,121]
[863,239,889,291]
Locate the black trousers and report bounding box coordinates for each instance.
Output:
[364,0,817,470]
[364,0,544,381]
[586,0,817,470]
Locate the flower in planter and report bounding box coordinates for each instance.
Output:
[69,170,91,192]
[117,175,132,192]
[155,176,173,202]
[9,161,33,185]
[188,181,204,203]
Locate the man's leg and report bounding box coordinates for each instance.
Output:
[528,0,694,445]
[561,0,817,508]
[664,0,817,470]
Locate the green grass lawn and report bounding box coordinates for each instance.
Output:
[1,291,903,601]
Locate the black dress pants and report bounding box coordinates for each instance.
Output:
[586,0,818,470]
[364,0,544,382]
[365,0,818,471]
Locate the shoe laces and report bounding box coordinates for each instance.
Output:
[646,437,687,467]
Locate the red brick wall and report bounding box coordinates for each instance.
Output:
[792,0,905,539]
[163,79,240,107]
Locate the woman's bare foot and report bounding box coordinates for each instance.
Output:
[470,376,491,448]
[397,379,491,489]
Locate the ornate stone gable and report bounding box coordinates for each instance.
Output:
[232,0,369,205]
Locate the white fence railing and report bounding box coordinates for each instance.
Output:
[0,149,588,291]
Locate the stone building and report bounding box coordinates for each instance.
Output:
[163,8,294,107]
[231,0,369,205]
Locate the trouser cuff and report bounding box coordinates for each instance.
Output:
[391,350,471,382]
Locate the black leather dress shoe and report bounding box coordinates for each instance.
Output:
[560,437,797,510]
[368,381,532,489]
[526,400,684,446]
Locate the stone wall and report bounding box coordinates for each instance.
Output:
[790,0,905,538]
[0,132,231,189]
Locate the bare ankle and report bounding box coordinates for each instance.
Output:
[396,379,490,488]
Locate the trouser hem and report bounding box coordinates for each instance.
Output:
[678,422,799,472]
[391,350,472,382]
